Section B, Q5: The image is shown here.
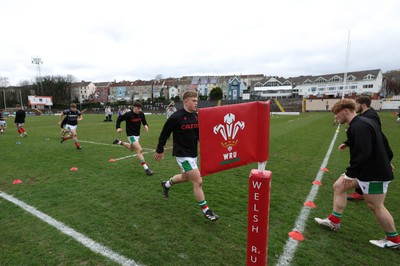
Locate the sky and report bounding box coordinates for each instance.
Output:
[1,0,400,86]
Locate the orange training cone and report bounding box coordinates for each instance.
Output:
[109,158,116,162]
[304,201,317,208]
[288,231,304,241]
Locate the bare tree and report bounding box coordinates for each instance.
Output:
[0,76,9,88]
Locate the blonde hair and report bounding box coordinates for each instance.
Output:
[331,99,356,114]
[70,103,77,108]
[182,90,198,100]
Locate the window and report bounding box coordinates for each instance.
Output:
[363,74,375,80]
[329,87,335,90]
[362,84,373,89]
[329,75,343,82]
[266,81,280,87]
[347,75,356,81]
[314,77,327,83]
[304,79,312,84]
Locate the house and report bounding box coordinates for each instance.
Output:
[92,82,111,103]
[251,77,294,99]
[168,86,180,99]
[70,81,96,103]
[228,76,246,100]
[296,69,383,99]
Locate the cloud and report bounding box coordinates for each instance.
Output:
[1,0,400,86]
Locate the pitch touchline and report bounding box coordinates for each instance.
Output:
[276,125,340,266]
[0,191,142,266]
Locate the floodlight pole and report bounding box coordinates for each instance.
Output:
[151,82,154,104]
[31,57,43,91]
[3,89,6,110]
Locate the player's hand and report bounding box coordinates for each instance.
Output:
[117,128,122,133]
[338,143,347,150]
[153,152,164,161]
[144,125,149,132]
[58,121,61,125]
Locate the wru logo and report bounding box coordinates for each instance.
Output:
[213,113,245,150]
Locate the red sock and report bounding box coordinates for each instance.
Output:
[386,234,400,243]
[20,127,26,133]
[17,129,22,134]
[74,141,80,148]
[328,213,341,224]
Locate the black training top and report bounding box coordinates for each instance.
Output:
[361,108,381,126]
[116,110,148,136]
[14,109,26,123]
[361,108,393,160]
[62,109,82,126]
[345,116,393,182]
[156,108,199,158]
[343,107,393,161]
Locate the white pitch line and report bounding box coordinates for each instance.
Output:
[113,147,172,161]
[276,125,340,266]
[0,191,142,266]
[79,140,122,147]
[79,140,155,151]
[114,154,140,161]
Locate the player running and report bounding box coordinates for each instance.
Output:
[59,103,83,150]
[113,101,154,176]
[153,90,219,222]
[14,104,27,137]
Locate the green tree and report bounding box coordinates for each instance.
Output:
[33,75,75,104]
[209,87,223,100]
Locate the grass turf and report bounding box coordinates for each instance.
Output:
[0,111,399,265]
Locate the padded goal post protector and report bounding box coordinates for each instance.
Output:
[198,101,270,177]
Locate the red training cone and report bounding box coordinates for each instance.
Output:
[312,180,322,186]
[321,167,329,172]
[288,231,305,241]
[12,179,23,185]
[108,158,116,162]
[70,167,78,171]
[304,201,317,208]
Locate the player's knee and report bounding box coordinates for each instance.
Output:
[332,182,342,191]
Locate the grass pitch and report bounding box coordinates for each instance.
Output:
[0,111,399,265]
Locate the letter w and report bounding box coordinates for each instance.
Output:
[252,181,262,189]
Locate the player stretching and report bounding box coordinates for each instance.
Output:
[14,104,27,137]
[153,90,219,222]
[59,103,83,150]
[113,101,154,176]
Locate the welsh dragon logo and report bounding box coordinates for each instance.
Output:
[213,113,245,151]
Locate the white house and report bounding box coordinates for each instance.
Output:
[169,86,180,99]
[296,69,383,99]
[252,77,294,98]
[71,81,96,103]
